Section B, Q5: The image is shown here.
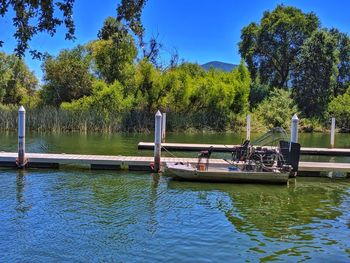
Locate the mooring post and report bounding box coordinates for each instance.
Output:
[18,106,26,168]
[161,112,166,143]
[290,114,299,143]
[154,110,162,172]
[330,117,335,148]
[246,114,251,140]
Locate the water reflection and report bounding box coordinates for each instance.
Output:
[167,178,350,260]
[147,173,160,235]
[15,170,31,214]
[27,137,50,153]
[48,171,165,249]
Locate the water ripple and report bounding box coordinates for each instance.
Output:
[0,170,350,262]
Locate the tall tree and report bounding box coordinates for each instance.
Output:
[0,52,38,104]
[292,30,338,118]
[239,5,319,88]
[116,0,147,43]
[40,45,93,106]
[91,17,138,85]
[0,0,75,57]
[99,0,147,44]
[329,29,350,96]
[120,0,163,67]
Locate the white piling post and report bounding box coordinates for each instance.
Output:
[246,114,251,140]
[330,117,335,148]
[18,106,26,168]
[161,112,166,143]
[290,114,299,143]
[154,110,162,172]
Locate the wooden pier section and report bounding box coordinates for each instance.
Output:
[0,152,350,176]
[138,142,350,156]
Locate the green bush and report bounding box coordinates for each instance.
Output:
[252,88,298,131]
[328,87,350,130]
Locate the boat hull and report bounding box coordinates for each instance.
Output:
[164,163,289,184]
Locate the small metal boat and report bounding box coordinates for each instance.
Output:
[165,162,290,184]
[164,128,301,184]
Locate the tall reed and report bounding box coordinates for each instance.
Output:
[0,105,246,133]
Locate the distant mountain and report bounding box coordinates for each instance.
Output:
[201,61,238,72]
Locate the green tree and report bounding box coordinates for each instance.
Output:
[40,45,93,106]
[0,52,38,104]
[98,16,123,40]
[231,61,251,114]
[114,0,161,67]
[0,0,75,57]
[292,30,338,118]
[90,17,137,85]
[249,76,271,109]
[239,5,319,88]
[133,59,162,112]
[330,29,350,96]
[116,0,147,44]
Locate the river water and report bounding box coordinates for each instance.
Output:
[0,132,350,262]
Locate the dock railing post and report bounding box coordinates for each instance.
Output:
[154,110,162,172]
[246,114,251,140]
[331,117,335,148]
[290,114,299,144]
[161,112,166,143]
[18,106,26,168]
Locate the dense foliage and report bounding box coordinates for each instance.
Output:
[239,5,319,88]
[0,52,37,104]
[328,87,350,131]
[292,30,338,118]
[248,77,271,109]
[252,89,298,130]
[90,17,138,85]
[58,60,251,131]
[241,5,350,131]
[40,45,93,106]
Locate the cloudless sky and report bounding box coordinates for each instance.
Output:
[0,0,350,80]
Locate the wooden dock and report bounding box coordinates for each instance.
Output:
[138,142,350,156]
[0,152,350,177]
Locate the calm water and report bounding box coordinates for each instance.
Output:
[1,131,350,262]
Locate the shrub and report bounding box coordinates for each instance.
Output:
[252,88,298,130]
[328,87,350,130]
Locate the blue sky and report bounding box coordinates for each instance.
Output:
[0,0,349,80]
